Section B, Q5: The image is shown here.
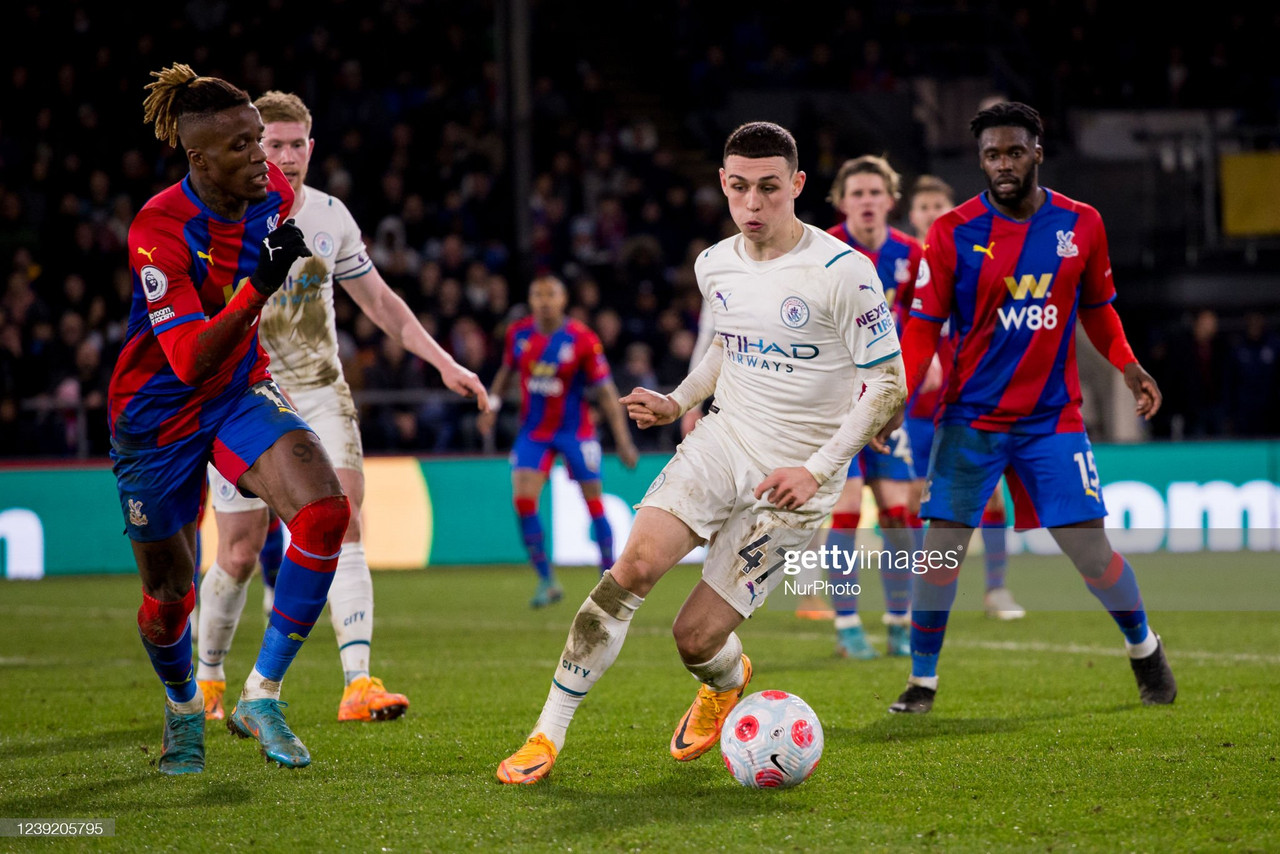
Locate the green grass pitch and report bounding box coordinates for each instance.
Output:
[1,556,1278,852]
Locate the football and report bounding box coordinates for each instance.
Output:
[720,690,824,788]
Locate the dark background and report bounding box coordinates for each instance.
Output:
[2,0,1277,458]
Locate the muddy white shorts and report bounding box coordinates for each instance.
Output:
[638,415,843,617]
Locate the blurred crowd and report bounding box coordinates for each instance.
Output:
[1,1,1276,458]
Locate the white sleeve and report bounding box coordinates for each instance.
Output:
[670,338,724,416]
[802,355,906,485]
[689,301,716,371]
[331,197,373,281]
[801,259,906,484]
[834,260,900,369]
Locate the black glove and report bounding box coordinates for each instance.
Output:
[248,219,312,296]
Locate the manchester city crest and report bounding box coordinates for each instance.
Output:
[780,296,810,328]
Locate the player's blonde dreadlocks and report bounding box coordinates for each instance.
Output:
[142,63,251,148]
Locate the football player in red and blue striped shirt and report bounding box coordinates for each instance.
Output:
[109,65,350,773]
[903,174,1024,620]
[890,102,1176,714]
[479,275,638,607]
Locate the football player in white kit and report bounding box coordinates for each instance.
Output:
[197,91,488,723]
[497,121,906,783]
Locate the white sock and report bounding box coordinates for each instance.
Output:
[196,563,249,683]
[882,612,910,627]
[533,571,644,751]
[328,543,373,683]
[685,632,745,691]
[240,666,282,701]
[834,613,863,630]
[1125,627,1158,658]
[908,674,939,690]
[167,693,204,715]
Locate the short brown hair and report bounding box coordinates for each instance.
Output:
[723,122,798,173]
[828,155,901,207]
[254,90,313,134]
[909,174,954,205]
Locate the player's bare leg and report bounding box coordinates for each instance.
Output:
[331,466,409,722]
[512,468,560,607]
[497,507,699,784]
[669,580,752,761]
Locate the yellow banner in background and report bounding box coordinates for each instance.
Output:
[1220,151,1280,237]
[197,457,431,572]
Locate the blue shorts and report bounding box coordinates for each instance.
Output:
[904,416,935,478]
[848,426,916,482]
[921,422,1107,529]
[112,380,311,542]
[510,432,603,482]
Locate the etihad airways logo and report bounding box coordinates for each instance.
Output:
[716,331,819,374]
[715,332,819,361]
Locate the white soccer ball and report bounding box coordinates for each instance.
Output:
[720,690,824,788]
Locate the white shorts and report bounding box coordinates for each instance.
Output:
[208,380,362,513]
[638,416,843,617]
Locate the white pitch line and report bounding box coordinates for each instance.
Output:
[418,618,1280,665]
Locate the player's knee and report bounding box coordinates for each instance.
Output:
[671,613,718,662]
[610,553,663,592]
[287,494,350,556]
[1069,541,1114,580]
[223,540,262,577]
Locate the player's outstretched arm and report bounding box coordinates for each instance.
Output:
[343,267,488,411]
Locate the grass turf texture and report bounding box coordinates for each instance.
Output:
[1,556,1278,852]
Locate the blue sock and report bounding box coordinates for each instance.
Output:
[515,498,552,582]
[910,568,960,679]
[257,547,336,681]
[878,513,913,616]
[256,625,305,682]
[141,623,197,704]
[586,498,614,573]
[981,517,1008,591]
[825,528,860,617]
[1084,553,1149,645]
[260,515,284,590]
